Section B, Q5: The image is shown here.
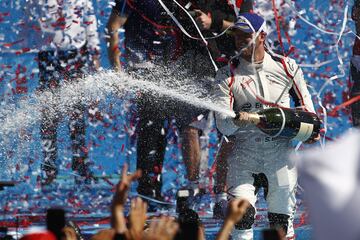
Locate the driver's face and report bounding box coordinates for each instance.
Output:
[233,29,257,57]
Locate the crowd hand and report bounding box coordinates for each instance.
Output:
[232,112,249,127]
[225,199,250,224]
[194,9,212,30]
[111,164,142,232]
[143,216,179,240]
[113,164,142,207]
[62,226,77,240]
[215,199,249,240]
[126,197,148,240]
[90,229,116,240]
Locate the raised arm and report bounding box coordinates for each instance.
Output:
[111,164,142,234]
[106,0,129,71]
[216,199,250,240]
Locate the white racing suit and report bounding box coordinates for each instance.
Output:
[214,52,315,239]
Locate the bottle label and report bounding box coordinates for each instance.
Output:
[294,122,314,141]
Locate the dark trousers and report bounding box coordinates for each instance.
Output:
[133,51,214,198]
[38,46,89,176]
[136,97,168,198]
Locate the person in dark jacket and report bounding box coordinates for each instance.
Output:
[106,0,252,203]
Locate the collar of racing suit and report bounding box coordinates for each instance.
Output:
[234,52,270,74]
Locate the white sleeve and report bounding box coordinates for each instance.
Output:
[286,58,316,113]
[84,0,100,51]
[213,67,240,136]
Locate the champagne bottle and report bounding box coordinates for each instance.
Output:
[234,107,321,142]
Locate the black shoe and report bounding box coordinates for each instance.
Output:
[72,159,89,176]
[137,176,162,199]
[74,173,97,185]
[176,187,205,213]
[213,199,228,219]
[72,160,97,184]
[41,166,58,186]
[137,192,173,213]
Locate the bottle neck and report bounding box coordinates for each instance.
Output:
[246,112,261,125]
